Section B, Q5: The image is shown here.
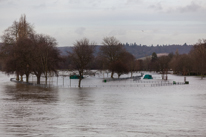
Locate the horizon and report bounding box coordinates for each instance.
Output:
[57,43,194,47]
[0,42,194,47]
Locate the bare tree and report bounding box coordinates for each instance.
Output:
[112,60,128,78]
[142,56,151,71]
[190,39,206,79]
[1,15,34,45]
[15,37,34,82]
[150,52,160,72]
[1,14,34,81]
[0,37,34,83]
[0,33,61,84]
[30,34,61,85]
[69,38,95,88]
[115,51,135,78]
[135,59,143,72]
[1,15,62,84]
[169,53,192,76]
[123,52,136,77]
[99,36,124,78]
[158,56,170,80]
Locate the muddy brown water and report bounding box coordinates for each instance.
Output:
[0,72,206,136]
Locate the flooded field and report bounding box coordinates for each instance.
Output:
[0,72,206,136]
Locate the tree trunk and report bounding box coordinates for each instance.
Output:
[45,72,48,85]
[131,71,133,77]
[111,71,114,78]
[78,78,82,88]
[45,76,47,85]
[20,75,23,81]
[201,73,204,79]
[26,74,29,83]
[78,71,83,88]
[16,73,19,81]
[37,75,41,84]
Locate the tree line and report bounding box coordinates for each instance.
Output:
[142,39,206,79]
[123,43,193,59]
[0,15,205,88]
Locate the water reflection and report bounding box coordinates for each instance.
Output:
[0,75,206,136]
[3,83,58,103]
[1,83,59,137]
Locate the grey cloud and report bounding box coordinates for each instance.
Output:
[149,2,162,11]
[69,0,80,4]
[69,0,98,4]
[6,0,17,6]
[33,3,46,9]
[90,0,102,7]
[126,0,142,4]
[178,2,202,13]
[68,0,102,9]
[167,1,205,13]
[149,1,205,13]
[75,27,86,35]
[109,29,126,36]
[105,6,116,11]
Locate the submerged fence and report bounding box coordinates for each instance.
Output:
[53,82,186,88]
[10,74,187,88]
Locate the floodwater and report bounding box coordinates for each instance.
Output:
[0,72,206,136]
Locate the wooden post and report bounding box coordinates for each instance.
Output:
[63,76,64,86]
[57,76,58,86]
[70,76,71,88]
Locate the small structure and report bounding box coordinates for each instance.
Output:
[70,75,83,79]
[143,74,153,79]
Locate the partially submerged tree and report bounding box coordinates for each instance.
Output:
[30,34,62,85]
[112,60,128,78]
[135,59,143,72]
[99,36,124,78]
[142,56,151,71]
[113,51,135,78]
[122,51,136,77]
[158,56,170,80]
[1,14,34,81]
[169,53,192,76]
[0,15,61,84]
[150,52,160,72]
[190,39,206,79]
[69,38,95,88]
[15,37,34,82]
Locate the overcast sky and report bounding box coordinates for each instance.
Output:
[0,0,206,46]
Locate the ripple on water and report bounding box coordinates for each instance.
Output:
[0,74,206,136]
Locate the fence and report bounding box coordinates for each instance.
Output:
[103,75,143,82]
[52,83,186,88]
[10,76,187,88]
[10,78,49,88]
[151,82,185,87]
